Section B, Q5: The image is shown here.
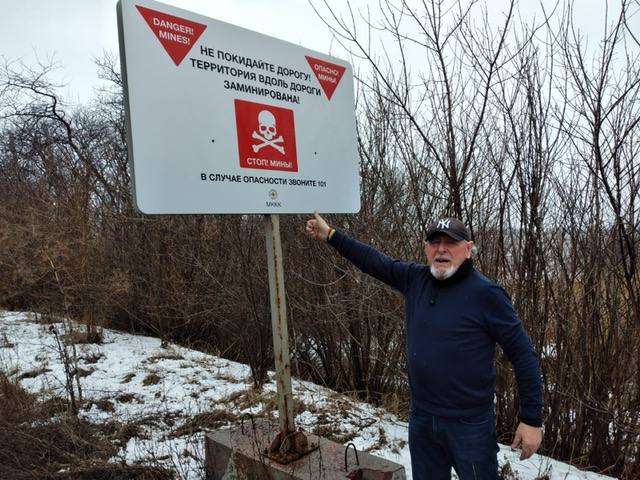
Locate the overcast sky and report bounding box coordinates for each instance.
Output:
[1,0,350,104]
[0,0,635,105]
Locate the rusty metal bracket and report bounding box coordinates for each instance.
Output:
[240,413,254,435]
[345,442,360,471]
[263,429,319,465]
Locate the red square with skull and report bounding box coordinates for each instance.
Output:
[234,99,298,172]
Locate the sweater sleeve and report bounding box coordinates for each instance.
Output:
[483,285,544,425]
[327,229,413,294]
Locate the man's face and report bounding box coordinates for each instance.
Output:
[424,234,473,280]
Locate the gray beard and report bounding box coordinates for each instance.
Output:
[430,264,459,280]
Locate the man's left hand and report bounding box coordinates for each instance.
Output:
[511,422,542,460]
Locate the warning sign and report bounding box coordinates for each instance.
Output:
[136,5,207,65]
[305,56,347,100]
[118,0,360,214]
[235,99,298,172]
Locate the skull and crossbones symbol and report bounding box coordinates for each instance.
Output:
[252,110,285,154]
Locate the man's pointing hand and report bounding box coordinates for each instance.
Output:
[305,212,330,241]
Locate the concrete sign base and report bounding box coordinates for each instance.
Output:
[205,418,406,479]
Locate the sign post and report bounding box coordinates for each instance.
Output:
[264,214,294,434]
[118,0,361,465]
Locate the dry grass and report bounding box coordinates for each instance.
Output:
[82,352,105,364]
[99,419,150,446]
[1,332,14,348]
[147,351,184,363]
[380,391,410,420]
[63,328,104,345]
[143,372,162,386]
[168,409,239,438]
[17,367,51,380]
[116,392,139,403]
[50,464,174,480]
[76,367,95,377]
[0,372,173,479]
[84,398,116,412]
[218,387,264,409]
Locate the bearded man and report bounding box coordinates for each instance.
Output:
[305,213,543,480]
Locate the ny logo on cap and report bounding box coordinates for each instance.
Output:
[437,219,451,229]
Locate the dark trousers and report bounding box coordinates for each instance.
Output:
[409,409,499,480]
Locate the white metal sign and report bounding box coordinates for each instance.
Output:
[117,0,360,214]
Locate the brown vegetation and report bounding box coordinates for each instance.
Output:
[0,1,638,477]
[0,372,173,479]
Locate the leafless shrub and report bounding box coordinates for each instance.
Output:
[0,372,173,479]
[0,1,638,477]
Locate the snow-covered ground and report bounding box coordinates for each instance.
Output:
[0,310,617,479]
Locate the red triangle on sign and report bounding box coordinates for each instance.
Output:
[136,5,207,66]
[305,56,346,100]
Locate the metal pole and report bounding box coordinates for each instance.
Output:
[264,214,294,434]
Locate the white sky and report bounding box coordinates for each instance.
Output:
[0,1,635,105]
[1,0,342,104]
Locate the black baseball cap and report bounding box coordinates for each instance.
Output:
[425,218,471,241]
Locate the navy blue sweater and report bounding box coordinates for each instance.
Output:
[328,229,543,425]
